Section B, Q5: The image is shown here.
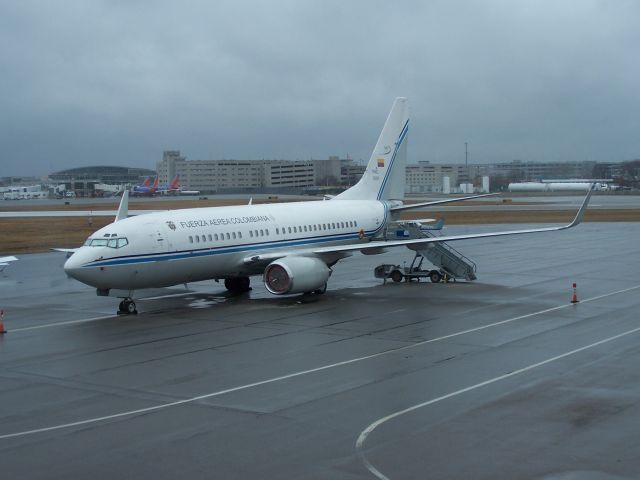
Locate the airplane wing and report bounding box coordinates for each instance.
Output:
[243,186,592,266]
[389,193,497,213]
[0,255,18,271]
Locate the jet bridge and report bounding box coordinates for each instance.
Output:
[383,222,477,281]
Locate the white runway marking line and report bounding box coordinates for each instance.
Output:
[10,315,117,332]
[355,324,640,480]
[1,283,639,440]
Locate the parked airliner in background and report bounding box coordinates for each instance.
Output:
[63,98,593,314]
[131,176,159,197]
[157,175,181,195]
[177,187,201,196]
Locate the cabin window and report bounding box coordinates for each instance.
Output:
[323,223,326,230]
[265,229,269,236]
[189,236,193,243]
[201,235,206,242]
[195,236,200,243]
[250,230,253,237]
[208,234,212,241]
[303,226,307,232]
[354,220,358,227]
[259,229,264,236]
[276,228,279,234]
[214,233,219,241]
[332,223,336,229]
[313,225,317,231]
[232,232,237,239]
[226,233,230,240]
[288,227,292,233]
[293,226,297,233]
[238,232,242,239]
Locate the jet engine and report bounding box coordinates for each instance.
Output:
[263,256,330,295]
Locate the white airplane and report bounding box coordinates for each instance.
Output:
[0,256,18,272]
[63,98,593,314]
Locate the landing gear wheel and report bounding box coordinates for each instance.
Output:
[429,271,442,283]
[313,283,327,295]
[391,270,403,283]
[224,277,251,293]
[126,300,137,314]
[118,298,137,315]
[239,276,251,292]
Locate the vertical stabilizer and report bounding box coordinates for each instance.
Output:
[335,97,408,201]
[115,190,129,222]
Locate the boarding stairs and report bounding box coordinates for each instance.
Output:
[393,223,477,281]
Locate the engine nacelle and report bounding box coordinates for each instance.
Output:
[263,256,330,295]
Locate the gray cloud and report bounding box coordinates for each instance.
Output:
[1,0,639,176]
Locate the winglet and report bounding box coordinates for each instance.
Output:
[115,190,129,222]
[565,183,594,228]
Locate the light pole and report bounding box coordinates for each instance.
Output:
[465,142,469,189]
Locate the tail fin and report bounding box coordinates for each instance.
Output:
[142,177,151,187]
[335,97,408,201]
[170,175,180,189]
[151,176,159,191]
[115,190,129,222]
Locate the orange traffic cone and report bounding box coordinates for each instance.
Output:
[0,310,6,334]
[571,283,579,304]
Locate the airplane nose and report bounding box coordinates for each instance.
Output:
[63,249,106,288]
[63,252,81,279]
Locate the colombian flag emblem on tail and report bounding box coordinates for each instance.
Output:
[377,158,385,168]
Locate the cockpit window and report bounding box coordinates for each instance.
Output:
[85,237,129,248]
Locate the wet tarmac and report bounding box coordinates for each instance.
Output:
[1,222,640,479]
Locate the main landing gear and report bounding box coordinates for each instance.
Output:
[118,298,137,315]
[224,276,251,293]
[312,283,327,295]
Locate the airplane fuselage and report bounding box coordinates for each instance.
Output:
[64,199,389,290]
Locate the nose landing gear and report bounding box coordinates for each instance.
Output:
[118,298,137,315]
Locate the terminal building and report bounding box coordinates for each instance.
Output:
[157,151,603,195]
[157,151,347,193]
[49,166,156,197]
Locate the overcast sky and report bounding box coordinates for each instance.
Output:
[1,0,639,176]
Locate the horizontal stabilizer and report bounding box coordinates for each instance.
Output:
[51,248,79,254]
